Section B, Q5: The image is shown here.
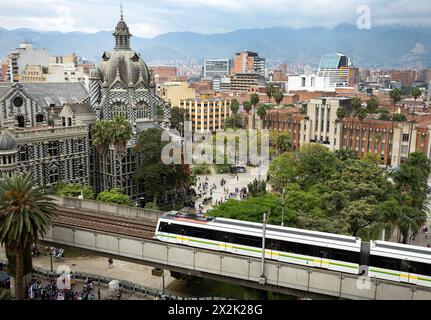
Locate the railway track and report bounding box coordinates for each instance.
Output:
[53,207,157,239]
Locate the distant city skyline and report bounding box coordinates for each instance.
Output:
[0,0,430,38]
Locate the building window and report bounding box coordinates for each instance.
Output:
[402,134,409,142]
[13,96,24,108]
[36,114,44,123]
[402,146,409,154]
[68,118,72,126]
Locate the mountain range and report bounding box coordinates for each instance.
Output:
[0,24,430,68]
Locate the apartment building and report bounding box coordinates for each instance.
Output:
[179,97,231,132]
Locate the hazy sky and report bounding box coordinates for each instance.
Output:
[0,0,430,37]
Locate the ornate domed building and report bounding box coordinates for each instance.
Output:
[88,12,171,196]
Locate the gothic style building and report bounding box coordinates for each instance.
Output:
[88,13,171,196]
[0,14,171,198]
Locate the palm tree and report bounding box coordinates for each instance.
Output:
[266,84,274,106]
[351,97,363,151]
[250,93,260,129]
[407,88,422,155]
[230,99,239,115]
[92,120,112,190]
[389,88,402,165]
[243,101,252,113]
[257,105,267,120]
[411,87,422,119]
[110,115,133,155]
[366,97,379,114]
[273,90,284,107]
[0,174,56,300]
[357,107,368,156]
[110,116,133,190]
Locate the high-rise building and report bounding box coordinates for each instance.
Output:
[7,43,49,82]
[317,53,352,87]
[179,97,231,132]
[230,73,265,91]
[232,51,265,77]
[203,59,230,79]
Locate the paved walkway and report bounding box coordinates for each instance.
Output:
[0,246,173,293]
[193,165,269,213]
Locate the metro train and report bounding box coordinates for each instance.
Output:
[154,211,431,288]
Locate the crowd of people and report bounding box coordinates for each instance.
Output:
[27,276,98,300]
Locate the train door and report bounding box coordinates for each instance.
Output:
[406,260,419,285]
[313,247,329,269]
[267,239,280,261]
[177,226,186,245]
[400,259,418,284]
[222,233,233,253]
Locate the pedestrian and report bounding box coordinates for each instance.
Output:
[98,288,101,300]
[428,244,430,248]
[108,258,113,268]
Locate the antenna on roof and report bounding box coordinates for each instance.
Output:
[120,2,124,20]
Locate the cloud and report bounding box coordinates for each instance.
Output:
[0,0,430,37]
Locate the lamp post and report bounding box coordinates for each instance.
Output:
[259,212,267,285]
[282,188,285,227]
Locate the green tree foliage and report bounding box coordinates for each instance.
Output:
[224,114,244,129]
[257,105,268,119]
[243,101,252,113]
[266,84,274,105]
[230,99,240,115]
[275,133,292,154]
[392,114,407,122]
[170,107,189,131]
[247,179,267,197]
[336,106,347,120]
[366,97,379,113]
[0,174,56,299]
[192,165,211,175]
[55,182,95,199]
[267,145,401,238]
[209,193,291,225]
[96,188,134,206]
[273,90,284,106]
[134,128,193,206]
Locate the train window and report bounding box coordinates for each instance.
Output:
[266,239,280,251]
[233,234,262,248]
[370,255,401,271]
[314,247,329,259]
[158,222,168,232]
[415,261,431,276]
[222,233,234,243]
[279,240,298,253]
[185,226,206,239]
[296,243,313,256]
[331,249,359,264]
[159,222,183,235]
[400,260,411,273]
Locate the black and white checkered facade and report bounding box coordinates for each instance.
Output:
[88,15,171,197]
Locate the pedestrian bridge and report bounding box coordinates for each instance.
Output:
[43,224,431,300]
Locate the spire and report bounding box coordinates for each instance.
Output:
[113,5,132,50]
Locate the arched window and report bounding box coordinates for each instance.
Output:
[136,102,151,119]
[36,114,44,123]
[111,102,128,119]
[17,115,25,128]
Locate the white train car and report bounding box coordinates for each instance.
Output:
[155,211,362,275]
[369,240,431,287]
